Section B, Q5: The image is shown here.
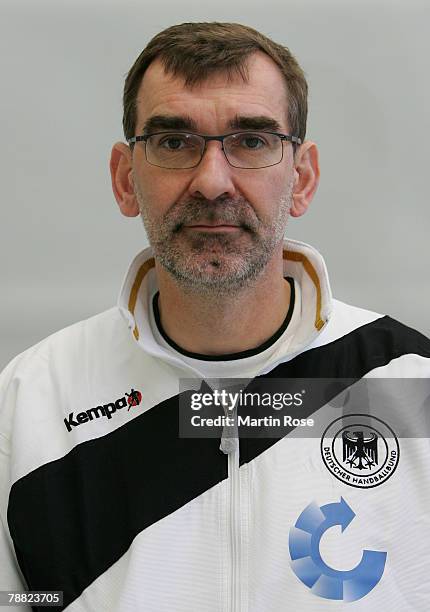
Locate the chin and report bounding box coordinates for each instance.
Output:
[180,255,263,292]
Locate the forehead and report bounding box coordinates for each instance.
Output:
[135,51,289,132]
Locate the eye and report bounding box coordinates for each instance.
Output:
[236,133,268,149]
[158,135,188,150]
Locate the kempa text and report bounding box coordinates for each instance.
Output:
[64,396,127,432]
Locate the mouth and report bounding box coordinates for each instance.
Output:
[184,224,242,233]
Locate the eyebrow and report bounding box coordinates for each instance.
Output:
[142,114,198,133]
[141,113,282,134]
[228,115,282,132]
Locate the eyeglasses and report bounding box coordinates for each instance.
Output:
[128,131,302,170]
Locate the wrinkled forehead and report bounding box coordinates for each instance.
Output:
[134,52,290,133]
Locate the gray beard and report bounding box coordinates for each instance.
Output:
[134,182,293,297]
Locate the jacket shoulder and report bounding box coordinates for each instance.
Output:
[332,298,429,350]
[283,298,430,378]
[0,307,127,382]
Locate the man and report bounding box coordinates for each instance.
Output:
[1,22,429,612]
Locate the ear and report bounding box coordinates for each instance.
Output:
[110,142,140,217]
[290,141,320,218]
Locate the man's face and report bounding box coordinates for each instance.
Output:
[131,52,297,295]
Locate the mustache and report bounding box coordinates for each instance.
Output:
[163,197,260,233]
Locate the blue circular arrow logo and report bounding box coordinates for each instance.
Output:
[289,497,387,601]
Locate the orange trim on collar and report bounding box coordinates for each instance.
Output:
[283,250,325,330]
[129,251,324,340]
[128,258,155,340]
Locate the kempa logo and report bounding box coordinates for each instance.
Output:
[64,389,142,432]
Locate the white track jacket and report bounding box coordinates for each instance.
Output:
[0,239,429,612]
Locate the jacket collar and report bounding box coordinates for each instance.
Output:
[117,238,333,374]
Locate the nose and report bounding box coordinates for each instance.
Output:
[187,141,237,201]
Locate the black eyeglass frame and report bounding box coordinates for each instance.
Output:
[127,131,302,169]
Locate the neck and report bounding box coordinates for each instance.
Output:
[155,246,292,356]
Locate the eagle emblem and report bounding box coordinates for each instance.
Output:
[342,430,378,470]
[322,414,399,488]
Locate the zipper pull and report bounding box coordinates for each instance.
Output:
[219,401,238,454]
[220,434,238,454]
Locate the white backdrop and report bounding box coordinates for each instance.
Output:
[1,0,429,369]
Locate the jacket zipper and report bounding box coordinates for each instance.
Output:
[228,442,241,612]
[219,384,243,612]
